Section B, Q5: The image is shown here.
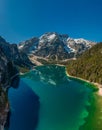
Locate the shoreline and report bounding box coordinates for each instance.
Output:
[65,68,102,129]
[65,68,102,96]
[20,64,102,96]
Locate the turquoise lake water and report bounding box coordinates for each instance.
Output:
[8,65,92,130]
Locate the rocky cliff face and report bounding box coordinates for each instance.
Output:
[0,37,20,130]
[18,32,96,64]
[0,36,34,69]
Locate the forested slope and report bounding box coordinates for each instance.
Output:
[67,43,102,84]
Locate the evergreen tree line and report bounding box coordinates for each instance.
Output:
[67,43,102,84]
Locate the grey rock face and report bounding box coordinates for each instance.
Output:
[19,37,39,54]
[0,36,34,68]
[19,32,96,61]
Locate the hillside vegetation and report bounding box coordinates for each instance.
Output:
[67,43,102,84]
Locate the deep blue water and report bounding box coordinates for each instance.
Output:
[8,65,92,130]
[8,80,39,130]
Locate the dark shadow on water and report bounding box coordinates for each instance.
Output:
[5,80,40,130]
[5,75,20,130]
[11,75,20,89]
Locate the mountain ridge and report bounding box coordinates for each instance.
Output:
[18,32,96,65]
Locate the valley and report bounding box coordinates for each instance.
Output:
[0,33,101,130]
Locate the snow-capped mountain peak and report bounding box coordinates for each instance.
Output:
[40,33,56,41]
[18,32,96,61]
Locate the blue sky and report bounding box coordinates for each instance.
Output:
[0,0,102,43]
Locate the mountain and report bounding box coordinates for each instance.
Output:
[18,32,96,64]
[19,37,39,53]
[0,36,34,69]
[67,42,102,84]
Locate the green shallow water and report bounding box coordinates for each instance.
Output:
[21,65,93,130]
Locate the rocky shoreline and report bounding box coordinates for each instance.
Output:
[0,100,9,130]
[0,77,19,130]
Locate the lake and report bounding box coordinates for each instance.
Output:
[8,65,93,130]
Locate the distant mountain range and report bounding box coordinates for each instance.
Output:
[0,32,96,67]
[18,32,96,65]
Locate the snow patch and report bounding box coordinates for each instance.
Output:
[18,44,24,49]
[47,34,56,41]
[74,38,89,44]
[64,45,75,53]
